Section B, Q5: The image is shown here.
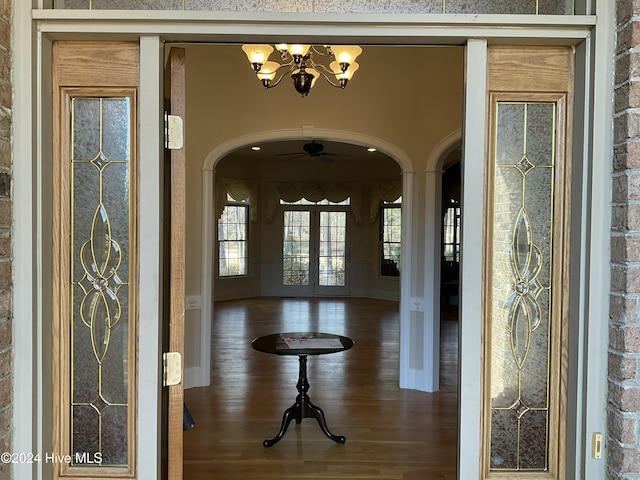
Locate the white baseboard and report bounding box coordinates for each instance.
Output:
[184,366,209,390]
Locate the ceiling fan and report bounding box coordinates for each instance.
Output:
[277,141,352,163]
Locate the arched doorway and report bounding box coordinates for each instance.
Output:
[192,128,415,389]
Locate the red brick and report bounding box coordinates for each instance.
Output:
[0,290,10,320]
[0,107,10,140]
[611,325,640,353]
[611,264,640,294]
[0,432,8,455]
[614,111,640,144]
[0,51,8,86]
[612,234,640,262]
[0,406,10,433]
[613,171,640,202]
[0,348,10,378]
[617,1,640,26]
[0,139,8,170]
[0,261,10,291]
[0,200,9,229]
[615,52,640,86]
[608,440,640,474]
[0,462,9,479]
[0,319,10,350]
[0,19,9,54]
[611,204,640,232]
[618,21,640,55]
[610,382,640,413]
[0,82,10,112]
[610,294,640,323]
[608,409,637,444]
[609,351,638,381]
[614,141,640,171]
[615,83,634,113]
[0,375,10,408]
[0,0,9,21]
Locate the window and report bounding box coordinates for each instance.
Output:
[380,198,401,276]
[217,197,249,276]
[283,210,310,285]
[282,197,350,291]
[443,200,461,263]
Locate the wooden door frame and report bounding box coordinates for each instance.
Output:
[164,46,187,480]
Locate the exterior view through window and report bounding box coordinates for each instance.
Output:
[217,196,249,276]
[282,198,349,287]
[380,198,401,276]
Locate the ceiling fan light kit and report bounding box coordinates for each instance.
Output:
[241,44,362,97]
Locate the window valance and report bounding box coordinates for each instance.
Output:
[266,182,362,223]
[215,177,258,222]
[370,181,402,222]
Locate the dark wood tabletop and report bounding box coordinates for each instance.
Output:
[251,332,354,356]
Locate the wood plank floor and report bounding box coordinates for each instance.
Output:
[183,297,459,479]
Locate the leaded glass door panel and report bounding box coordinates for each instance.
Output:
[481,46,573,480]
[52,41,140,479]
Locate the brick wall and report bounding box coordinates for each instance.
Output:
[610,1,640,478]
[0,0,10,479]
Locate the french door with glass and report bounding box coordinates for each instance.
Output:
[282,206,350,296]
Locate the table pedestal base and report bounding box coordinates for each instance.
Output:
[264,354,345,447]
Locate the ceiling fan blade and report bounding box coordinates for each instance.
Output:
[281,153,307,161]
[276,152,305,157]
[319,154,334,163]
[324,152,353,160]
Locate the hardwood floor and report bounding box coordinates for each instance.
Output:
[183,297,458,479]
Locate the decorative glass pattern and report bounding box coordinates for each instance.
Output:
[71,97,132,467]
[489,102,555,471]
[52,0,575,14]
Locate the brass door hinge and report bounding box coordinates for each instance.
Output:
[163,352,182,387]
[164,113,184,150]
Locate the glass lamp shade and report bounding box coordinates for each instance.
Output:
[331,45,362,65]
[242,44,274,65]
[287,44,311,57]
[256,61,280,81]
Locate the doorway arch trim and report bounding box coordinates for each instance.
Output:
[198,128,415,389]
[202,128,414,172]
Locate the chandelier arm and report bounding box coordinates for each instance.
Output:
[259,61,294,89]
[312,62,340,76]
[265,66,294,89]
[309,45,332,57]
[308,67,344,89]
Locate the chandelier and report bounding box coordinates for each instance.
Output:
[241,44,362,97]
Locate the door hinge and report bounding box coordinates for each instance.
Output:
[163,352,182,387]
[164,113,184,150]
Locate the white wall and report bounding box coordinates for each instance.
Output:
[184,44,465,300]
